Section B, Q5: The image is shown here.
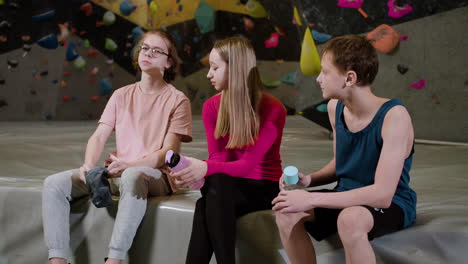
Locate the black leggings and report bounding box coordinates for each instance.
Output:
[185,173,279,264]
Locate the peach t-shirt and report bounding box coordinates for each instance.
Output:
[99,82,192,163]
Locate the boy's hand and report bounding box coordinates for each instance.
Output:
[272,190,313,213]
[79,164,92,183]
[279,172,311,191]
[104,151,117,167]
[297,172,312,188]
[107,153,128,177]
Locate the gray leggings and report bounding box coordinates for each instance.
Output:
[42,167,171,260]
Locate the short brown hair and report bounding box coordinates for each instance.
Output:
[132,30,179,82]
[322,35,378,86]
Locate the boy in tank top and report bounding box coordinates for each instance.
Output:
[273,35,416,264]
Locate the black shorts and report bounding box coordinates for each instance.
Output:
[304,190,404,241]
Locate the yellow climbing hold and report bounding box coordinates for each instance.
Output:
[245,0,268,18]
[149,1,157,16]
[293,6,302,26]
[300,28,321,76]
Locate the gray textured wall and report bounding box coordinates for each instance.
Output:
[374,6,468,142]
[280,6,468,142]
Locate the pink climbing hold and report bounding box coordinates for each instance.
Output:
[387,0,413,18]
[264,32,279,48]
[337,0,363,9]
[410,79,425,90]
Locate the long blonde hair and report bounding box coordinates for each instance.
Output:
[213,36,263,149]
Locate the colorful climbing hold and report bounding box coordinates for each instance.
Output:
[104,38,118,51]
[300,28,321,76]
[37,34,59,49]
[103,11,116,26]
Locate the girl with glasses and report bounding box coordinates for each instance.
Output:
[42,30,192,264]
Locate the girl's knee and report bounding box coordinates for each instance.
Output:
[204,173,232,197]
[205,173,230,188]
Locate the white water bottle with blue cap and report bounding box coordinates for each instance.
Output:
[283,166,302,190]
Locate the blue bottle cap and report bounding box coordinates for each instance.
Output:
[284,166,298,177]
[283,166,299,185]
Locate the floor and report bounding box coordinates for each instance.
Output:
[1,116,468,263]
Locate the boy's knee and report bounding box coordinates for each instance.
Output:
[43,175,59,189]
[337,206,372,241]
[120,168,145,184]
[119,168,150,196]
[275,212,287,231]
[275,211,308,233]
[43,170,74,191]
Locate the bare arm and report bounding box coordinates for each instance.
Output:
[79,123,113,181]
[107,132,182,176]
[304,99,339,187]
[308,159,337,187]
[129,132,182,169]
[273,105,414,212]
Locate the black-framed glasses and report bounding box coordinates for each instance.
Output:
[139,45,170,58]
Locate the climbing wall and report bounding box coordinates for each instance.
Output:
[373,7,468,142]
[0,0,467,142]
[273,6,468,142]
[0,34,135,120]
[92,0,250,29]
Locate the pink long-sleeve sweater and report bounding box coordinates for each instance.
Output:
[203,92,286,181]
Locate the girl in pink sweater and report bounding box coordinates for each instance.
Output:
[171,36,286,264]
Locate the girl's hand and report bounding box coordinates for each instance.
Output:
[170,157,207,187]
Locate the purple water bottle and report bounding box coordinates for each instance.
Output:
[165,150,205,190]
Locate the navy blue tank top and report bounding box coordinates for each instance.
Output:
[334,99,417,228]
